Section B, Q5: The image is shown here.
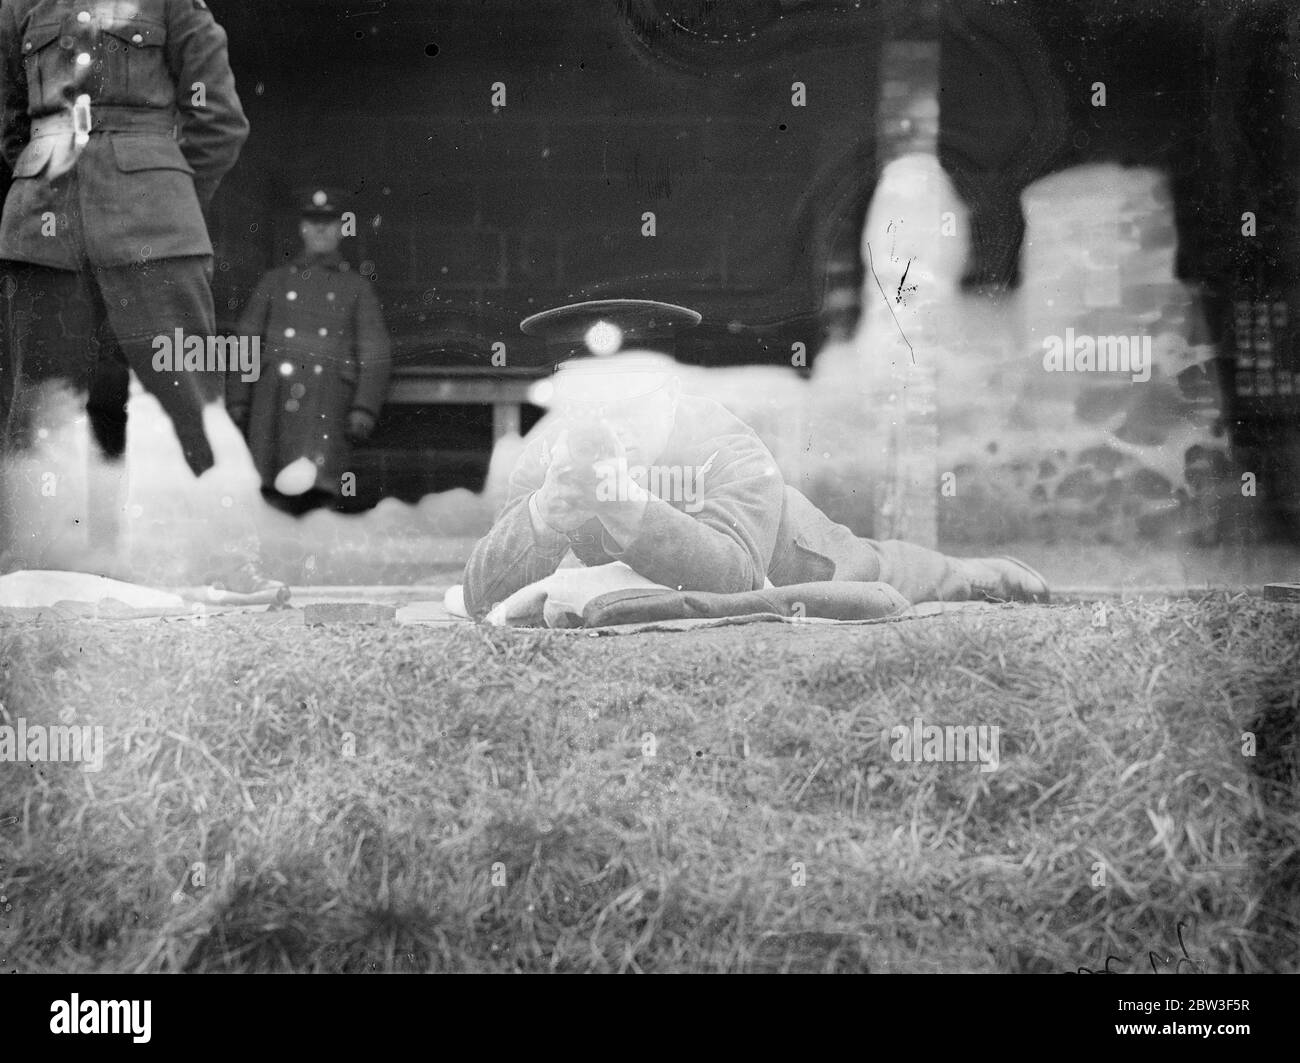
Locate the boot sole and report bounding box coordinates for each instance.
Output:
[995,555,1051,604]
[178,584,292,606]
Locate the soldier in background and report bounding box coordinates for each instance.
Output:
[0,0,285,597]
[229,188,391,516]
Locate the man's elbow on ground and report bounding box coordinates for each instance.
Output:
[459,566,497,621]
[663,553,766,596]
[457,546,493,620]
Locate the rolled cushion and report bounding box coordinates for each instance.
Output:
[580,580,910,627]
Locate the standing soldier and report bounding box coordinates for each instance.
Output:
[0,0,285,597]
[229,187,392,515]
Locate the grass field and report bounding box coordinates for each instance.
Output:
[1,594,1296,973]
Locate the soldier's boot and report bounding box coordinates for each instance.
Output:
[197,493,290,603]
[956,556,1051,604]
[189,407,291,605]
[202,556,291,605]
[80,359,135,579]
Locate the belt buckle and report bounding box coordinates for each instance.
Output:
[72,94,92,148]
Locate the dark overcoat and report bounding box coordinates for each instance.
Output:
[230,251,391,494]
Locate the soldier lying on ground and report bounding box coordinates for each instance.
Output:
[462,301,1048,620]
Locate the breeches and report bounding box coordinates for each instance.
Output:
[0,257,218,476]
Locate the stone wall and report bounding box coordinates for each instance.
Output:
[785,32,1250,552]
[796,155,1243,551]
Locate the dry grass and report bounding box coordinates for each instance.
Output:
[0,594,1296,973]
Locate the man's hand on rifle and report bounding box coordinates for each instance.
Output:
[590,443,649,549]
[535,422,651,544]
[533,429,600,533]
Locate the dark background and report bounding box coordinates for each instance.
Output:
[203,0,937,501]
[208,0,933,368]
[4,0,1294,527]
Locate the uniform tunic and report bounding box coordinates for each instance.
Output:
[0,0,250,478]
[462,394,974,619]
[230,251,392,495]
[0,0,248,267]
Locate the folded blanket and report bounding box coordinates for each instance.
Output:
[458,562,910,628]
[581,581,910,627]
[480,563,669,626]
[0,570,185,609]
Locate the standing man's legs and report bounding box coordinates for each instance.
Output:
[93,257,216,475]
[1,262,100,445]
[1,257,216,559]
[84,341,130,552]
[93,255,282,593]
[85,339,130,460]
[0,263,101,567]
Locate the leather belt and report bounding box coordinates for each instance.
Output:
[30,105,178,138]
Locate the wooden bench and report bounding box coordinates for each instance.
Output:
[383,365,541,441]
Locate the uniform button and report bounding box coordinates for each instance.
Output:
[280,362,293,376]
[326,292,336,301]
[286,291,297,300]
[318,327,328,337]
[75,52,91,66]
[131,33,144,44]
[290,383,306,398]
[23,42,32,53]
[285,399,300,413]
[284,328,296,338]
[313,365,323,375]
[76,11,91,23]
[60,35,75,48]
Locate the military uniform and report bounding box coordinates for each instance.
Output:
[0,1,287,598]
[229,191,391,504]
[463,300,1050,618]
[0,0,249,476]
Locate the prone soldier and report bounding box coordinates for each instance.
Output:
[464,300,1051,619]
